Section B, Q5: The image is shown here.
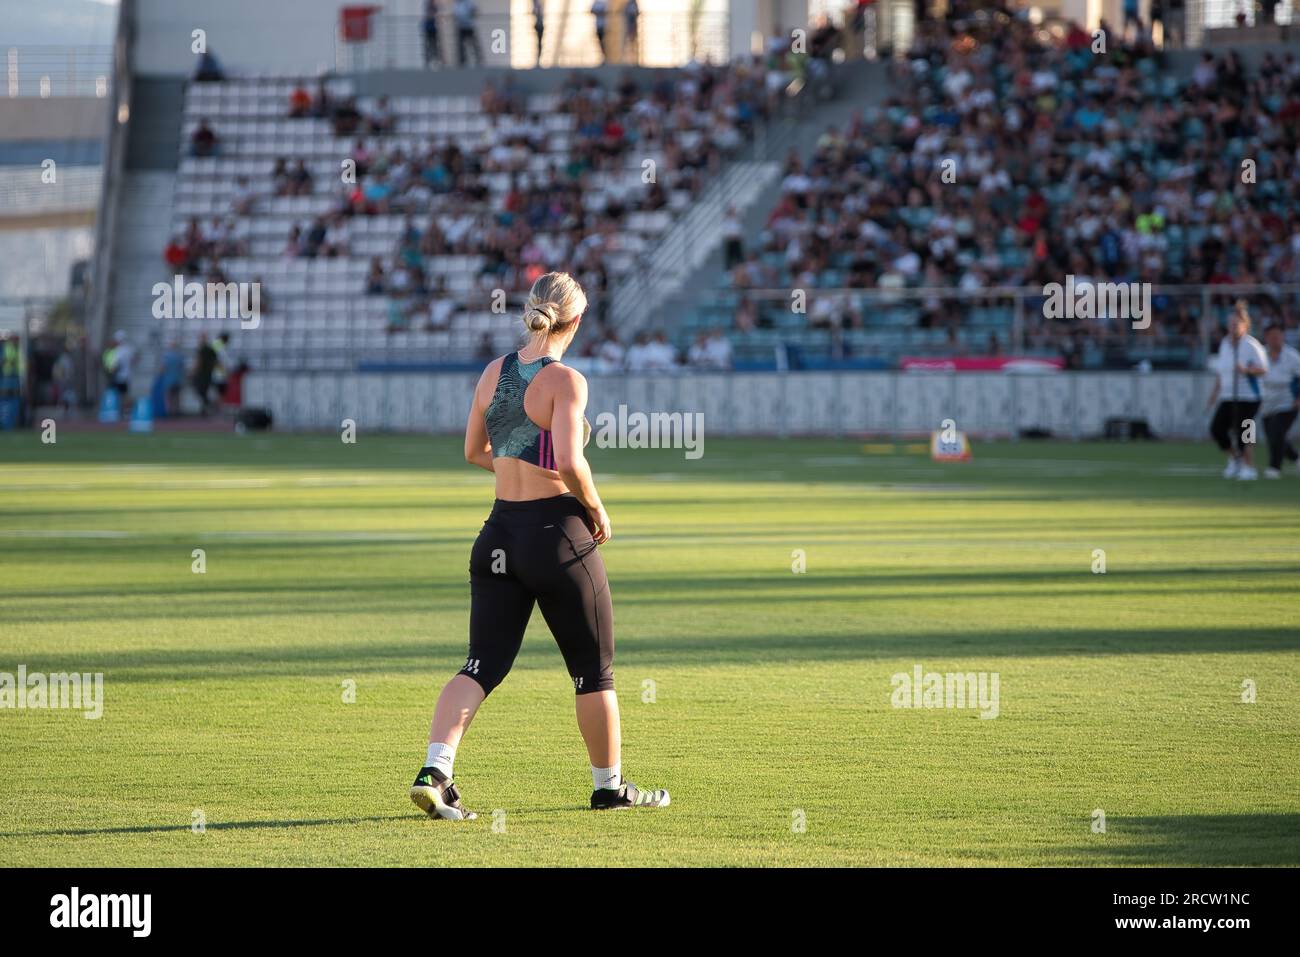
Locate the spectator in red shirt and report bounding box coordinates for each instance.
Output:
[288,84,312,118]
[163,237,188,270]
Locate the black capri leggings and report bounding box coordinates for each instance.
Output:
[459,494,614,696]
[1210,400,1261,452]
[1263,409,1299,470]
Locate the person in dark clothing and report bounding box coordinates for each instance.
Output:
[454,0,483,67]
[192,334,217,417]
[423,0,444,67]
[194,49,225,82]
[332,98,363,137]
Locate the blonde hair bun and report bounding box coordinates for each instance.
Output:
[524,301,558,332]
[520,272,587,337]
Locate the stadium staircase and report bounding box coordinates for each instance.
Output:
[611,59,892,341]
[110,171,175,385]
[656,59,894,363]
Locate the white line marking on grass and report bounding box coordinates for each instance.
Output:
[195,531,432,542]
[145,479,274,489]
[0,484,91,491]
[290,476,470,487]
[0,530,433,543]
[0,530,132,539]
[1160,465,1223,475]
[873,483,985,492]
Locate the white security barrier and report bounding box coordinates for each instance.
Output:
[244,370,1218,438]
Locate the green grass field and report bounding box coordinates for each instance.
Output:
[1,431,1297,866]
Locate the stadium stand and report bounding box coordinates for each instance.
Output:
[89,4,1300,399]
[157,61,780,376]
[681,18,1300,370]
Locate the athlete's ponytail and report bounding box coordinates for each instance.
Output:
[522,272,587,337]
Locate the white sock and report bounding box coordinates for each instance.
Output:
[592,763,621,790]
[426,742,455,778]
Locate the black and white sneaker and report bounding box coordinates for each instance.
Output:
[410,767,477,820]
[590,777,671,810]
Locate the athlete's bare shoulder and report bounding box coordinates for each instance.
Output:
[473,355,507,404]
[541,361,587,398]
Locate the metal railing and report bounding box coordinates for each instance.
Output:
[672,283,1300,370]
[5,46,114,98]
[335,8,730,72]
[0,166,102,217]
[110,281,1300,380]
[1195,0,1295,29]
[606,159,778,337]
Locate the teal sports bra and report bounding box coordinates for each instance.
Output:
[485,352,557,470]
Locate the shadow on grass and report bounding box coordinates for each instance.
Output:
[2,434,1292,508]
[7,625,1297,683]
[1063,814,1300,866]
[5,564,1299,606]
[0,814,410,839]
[0,807,586,839]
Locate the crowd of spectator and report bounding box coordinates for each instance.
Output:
[563,326,733,372]
[725,14,1300,361]
[168,54,784,367]
[337,63,773,347]
[169,10,1300,372]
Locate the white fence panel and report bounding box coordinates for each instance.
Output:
[245,370,1210,438]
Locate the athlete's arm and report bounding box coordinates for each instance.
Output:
[1236,342,1267,377]
[464,363,496,472]
[551,368,611,544]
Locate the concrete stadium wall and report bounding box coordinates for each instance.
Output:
[244,370,1217,439]
[130,0,419,77]
[0,98,109,143]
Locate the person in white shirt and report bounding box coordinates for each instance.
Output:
[231,176,257,215]
[427,281,456,330]
[595,331,625,372]
[704,329,732,370]
[687,333,710,369]
[644,332,677,370]
[105,330,135,400]
[1207,302,1269,480]
[1260,324,1300,477]
[624,333,653,372]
